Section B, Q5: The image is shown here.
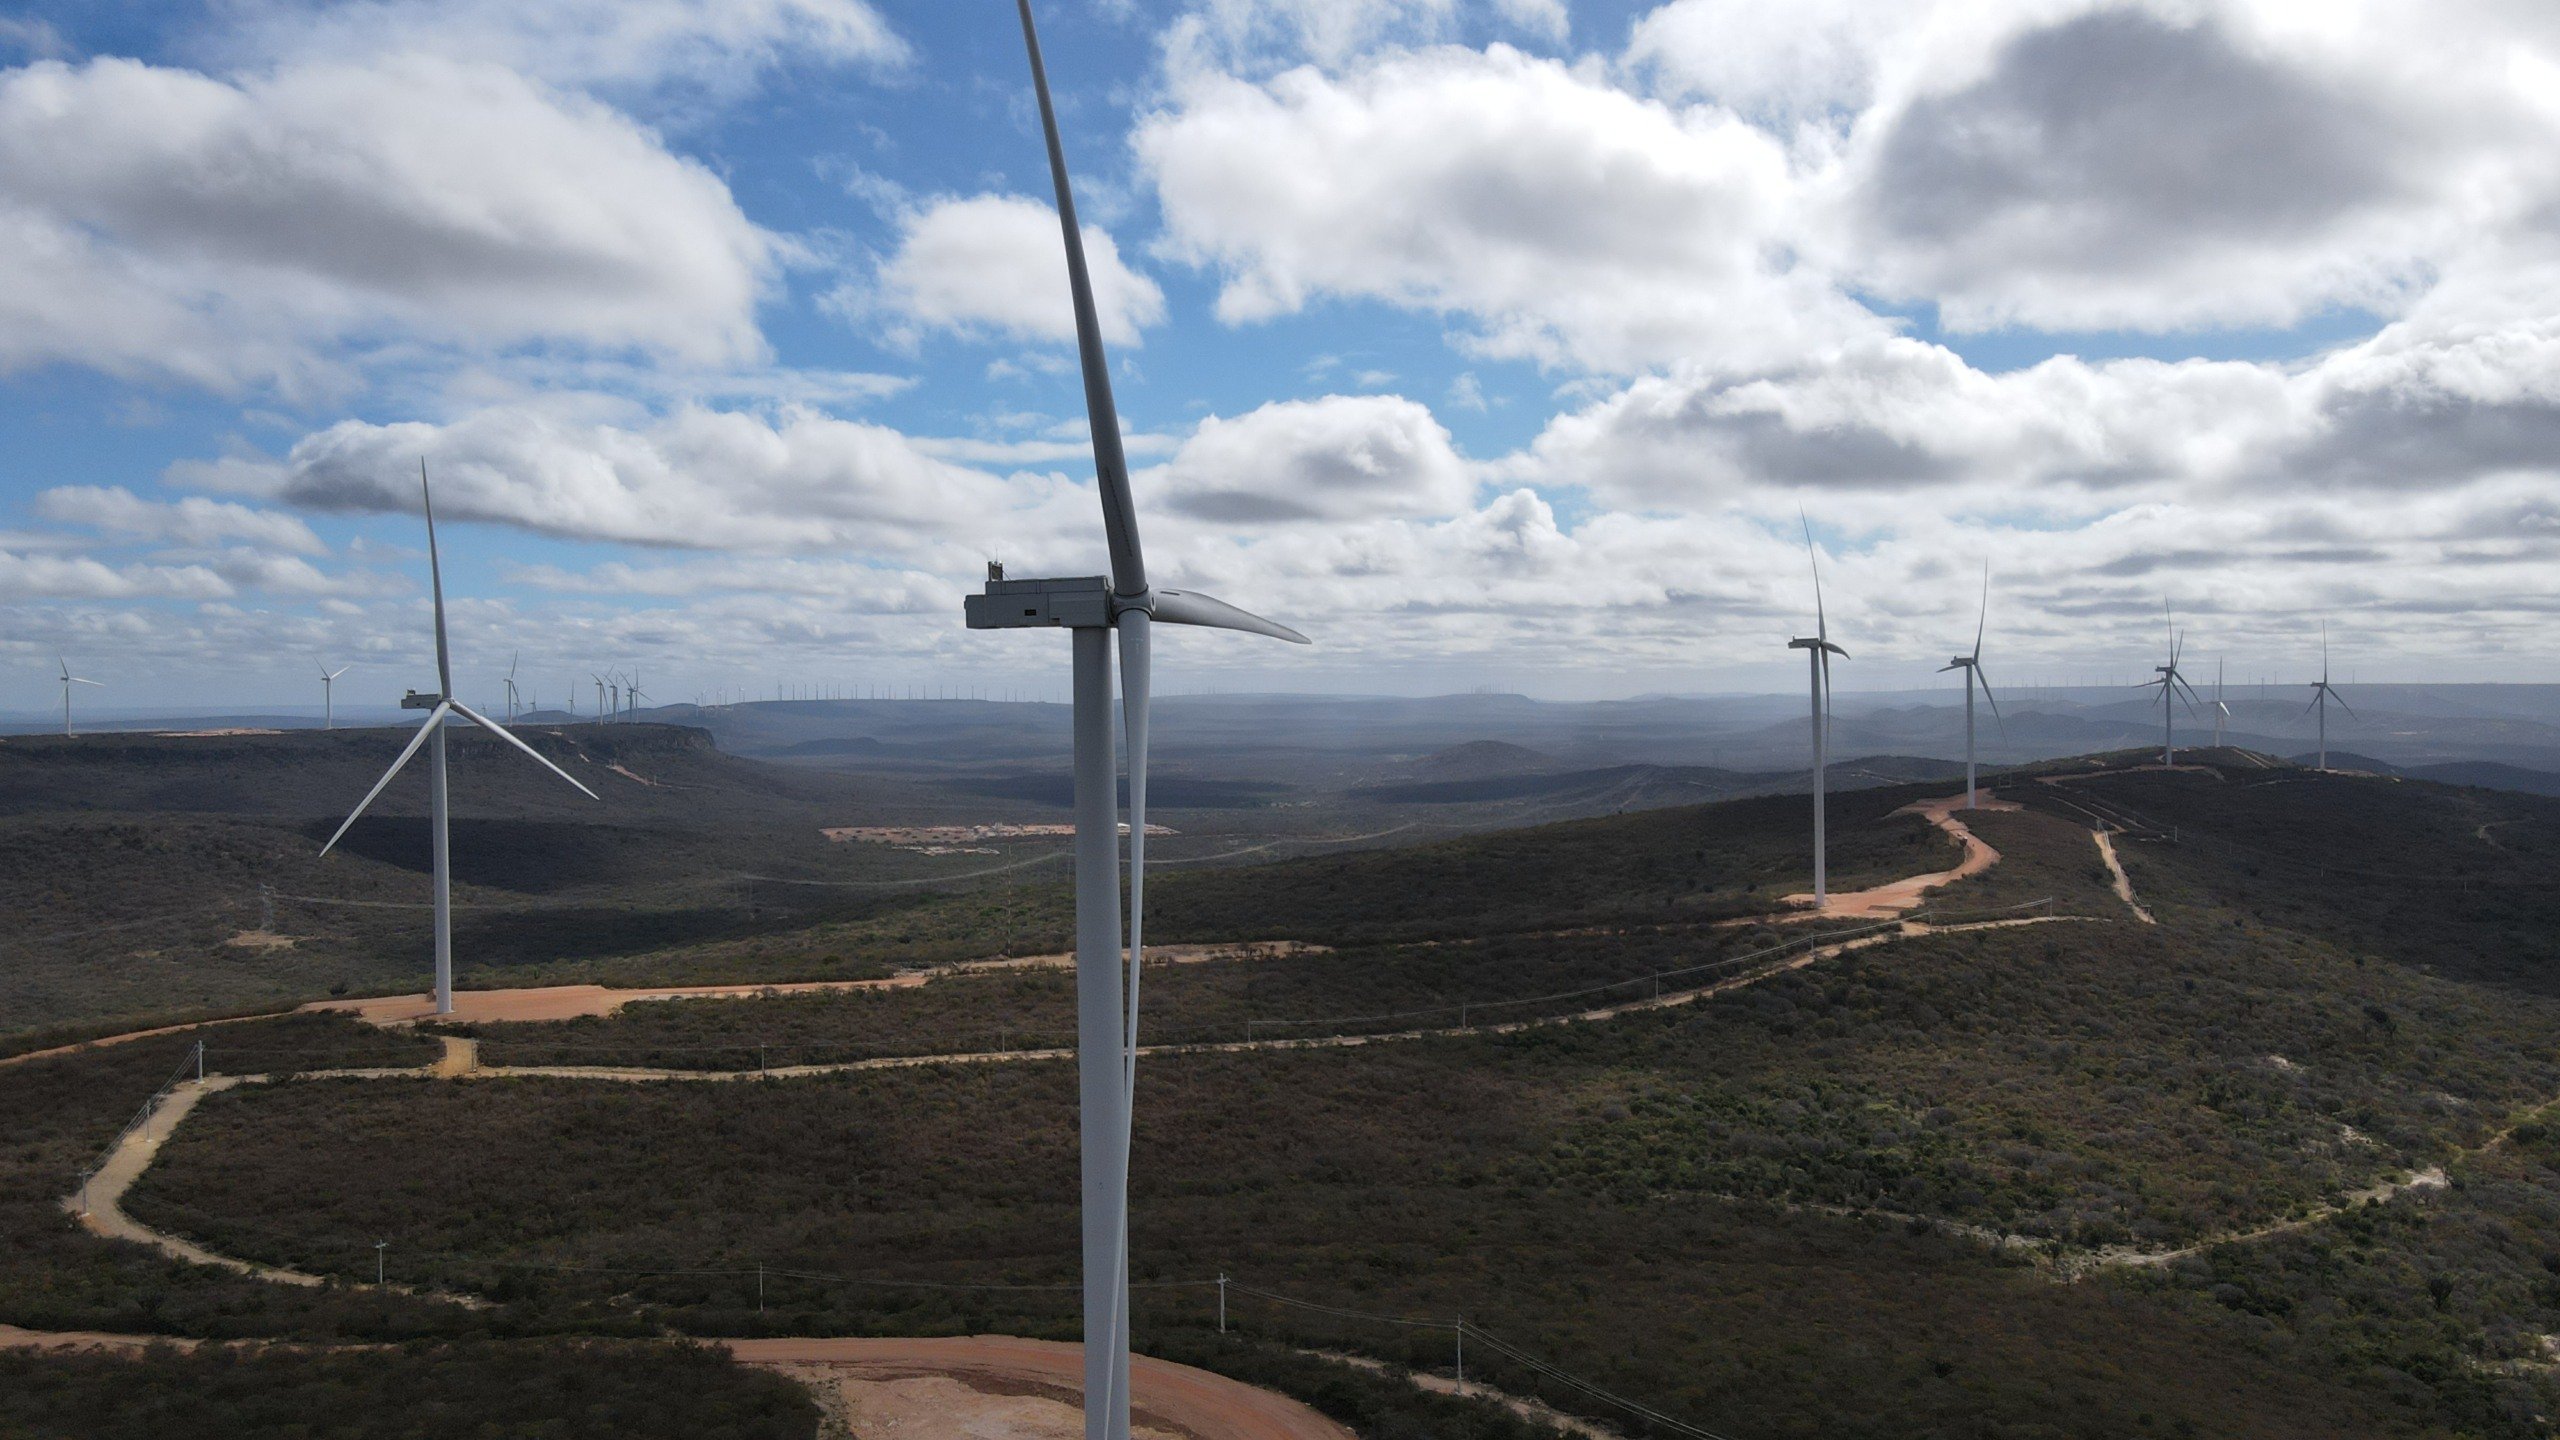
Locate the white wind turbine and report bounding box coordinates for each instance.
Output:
[2211,657,2231,749]
[319,664,350,730]
[2305,623,2355,770]
[319,463,599,1016]
[502,652,521,721]
[2140,601,2205,768]
[1937,563,2003,810]
[625,668,646,720]
[57,658,101,737]
[966,8,1310,1436]
[1785,519,1848,905]
[591,673,608,721]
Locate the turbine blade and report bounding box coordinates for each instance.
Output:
[422,460,452,699]
[320,702,449,855]
[1015,0,1144,599]
[2327,686,2358,720]
[1800,511,1827,645]
[1117,611,1150,1079]
[2302,691,2322,715]
[450,699,599,800]
[1977,667,2005,734]
[1148,588,1310,643]
[1974,560,1988,659]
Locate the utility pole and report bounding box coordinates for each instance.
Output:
[195,1040,204,1083]
[375,1240,387,1286]
[1217,1273,1228,1332]
[1455,1317,1464,1391]
[758,1263,766,1313]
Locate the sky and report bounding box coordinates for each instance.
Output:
[0,0,2554,716]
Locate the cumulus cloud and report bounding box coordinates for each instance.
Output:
[1145,394,1472,523]
[213,0,908,99]
[1829,5,2558,332]
[0,549,232,601]
[1626,0,1920,123]
[270,402,1039,553]
[34,486,325,554]
[0,54,777,391]
[1140,44,1882,374]
[1170,0,1564,70]
[849,194,1164,349]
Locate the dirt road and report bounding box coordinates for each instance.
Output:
[1785,792,2019,918]
[729,1336,1353,1440]
[307,942,1325,1026]
[2092,830,2155,924]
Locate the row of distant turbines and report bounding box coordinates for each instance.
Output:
[1780,542,2356,905]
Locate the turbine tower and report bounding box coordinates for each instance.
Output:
[1937,563,2004,810]
[57,658,100,737]
[2305,623,2355,770]
[591,673,607,721]
[2141,602,2204,767]
[319,463,598,1015]
[626,668,646,720]
[2211,657,2231,749]
[319,664,349,729]
[966,9,1309,1436]
[1785,519,1848,904]
[502,652,521,722]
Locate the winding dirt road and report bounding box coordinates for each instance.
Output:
[1784,792,2020,918]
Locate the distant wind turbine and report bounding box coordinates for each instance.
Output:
[1938,563,2003,810]
[625,668,646,720]
[2211,657,2231,749]
[57,658,101,737]
[2305,623,2355,770]
[319,664,350,730]
[591,673,607,721]
[1786,518,1848,903]
[319,462,599,1016]
[502,652,521,722]
[2140,602,2205,768]
[965,8,1310,1437]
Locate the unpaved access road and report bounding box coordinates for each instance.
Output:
[732,1336,1353,1440]
[305,942,1324,1026]
[1784,792,2020,918]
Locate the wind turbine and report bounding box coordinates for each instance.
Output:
[319,462,598,1016]
[2305,623,2355,770]
[319,664,350,730]
[1937,563,2003,810]
[56,658,101,737]
[2211,657,2231,749]
[591,673,608,721]
[502,652,521,722]
[625,668,646,720]
[1785,519,1848,904]
[2140,602,2205,768]
[965,8,1309,1437]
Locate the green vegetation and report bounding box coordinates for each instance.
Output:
[18,759,2560,1435]
[0,1340,818,1439]
[0,1016,460,1341]
[2026,766,2560,990]
[453,920,1859,1068]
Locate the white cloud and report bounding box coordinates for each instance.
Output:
[0,549,232,601]
[213,0,908,100]
[0,54,777,391]
[1826,4,2560,333]
[1145,394,1473,523]
[34,486,325,555]
[1627,0,1920,123]
[850,194,1164,349]
[1170,0,1563,70]
[1139,44,1881,373]
[269,403,1039,554]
